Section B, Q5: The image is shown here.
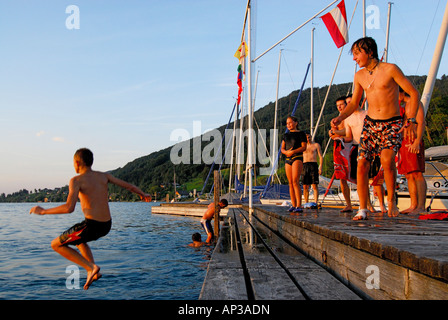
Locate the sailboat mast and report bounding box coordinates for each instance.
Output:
[384,2,393,62]
[228,101,239,192]
[247,0,254,214]
[421,0,448,116]
[362,0,366,37]
[311,28,315,136]
[273,49,282,173]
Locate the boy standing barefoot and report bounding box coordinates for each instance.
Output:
[331,37,419,220]
[30,148,152,289]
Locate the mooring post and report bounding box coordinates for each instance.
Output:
[213,170,220,241]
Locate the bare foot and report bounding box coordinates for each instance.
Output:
[387,201,400,217]
[400,206,416,214]
[84,265,101,290]
[408,207,427,215]
[340,206,353,213]
[353,209,368,220]
[93,272,102,281]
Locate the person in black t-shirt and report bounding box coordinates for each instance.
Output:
[281,116,307,214]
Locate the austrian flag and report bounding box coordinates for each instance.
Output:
[321,0,349,48]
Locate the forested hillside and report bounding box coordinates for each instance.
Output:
[2,75,448,202]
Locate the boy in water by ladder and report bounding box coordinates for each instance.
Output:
[30,148,152,290]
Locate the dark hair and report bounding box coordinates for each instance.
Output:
[350,37,379,61]
[192,232,202,242]
[336,96,347,104]
[286,116,299,131]
[287,116,298,123]
[220,199,228,207]
[74,148,94,167]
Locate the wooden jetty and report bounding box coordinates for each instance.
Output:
[152,202,448,300]
[151,202,228,217]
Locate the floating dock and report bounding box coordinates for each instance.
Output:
[151,202,228,217]
[152,203,448,300]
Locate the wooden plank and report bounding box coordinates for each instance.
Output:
[199,213,247,300]
[252,204,448,300]
[199,253,247,300]
[151,204,229,217]
[236,209,361,300]
[232,209,307,300]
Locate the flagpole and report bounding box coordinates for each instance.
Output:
[421,0,448,116]
[312,0,358,142]
[253,0,339,62]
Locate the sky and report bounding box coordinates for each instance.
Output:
[0,0,447,195]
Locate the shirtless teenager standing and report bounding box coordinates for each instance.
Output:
[303,133,323,204]
[344,98,387,214]
[331,37,419,220]
[30,148,152,290]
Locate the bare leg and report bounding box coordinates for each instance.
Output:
[340,179,353,212]
[366,185,376,213]
[353,158,370,220]
[51,237,100,290]
[291,160,303,208]
[373,185,387,213]
[77,243,102,281]
[401,173,417,214]
[303,185,310,203]
[410,172,427,215]
[381,149,399,217]
[285,164,296,207]
[312,184,319,203]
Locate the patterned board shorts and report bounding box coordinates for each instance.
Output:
[358,115,403,162]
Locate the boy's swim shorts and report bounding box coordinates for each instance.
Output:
[59,218,112,246]
[358,115,403,162]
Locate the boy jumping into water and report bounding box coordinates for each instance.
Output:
[331,37,419,220]
[30,148,152,290]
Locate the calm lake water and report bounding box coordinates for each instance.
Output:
[0,202,212,300]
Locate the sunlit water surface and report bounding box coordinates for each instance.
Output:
[0,202,211,300]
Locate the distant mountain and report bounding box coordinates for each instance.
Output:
[2,75,447,202]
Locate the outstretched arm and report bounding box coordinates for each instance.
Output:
[107,174,152,202]
[30,177,80,215]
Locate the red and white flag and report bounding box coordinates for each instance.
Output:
[321,0,349,48]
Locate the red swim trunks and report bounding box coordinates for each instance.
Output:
[397,139,425,175]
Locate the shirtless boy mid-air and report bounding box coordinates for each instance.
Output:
[331,37,419,220]
[30,148,152,290]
